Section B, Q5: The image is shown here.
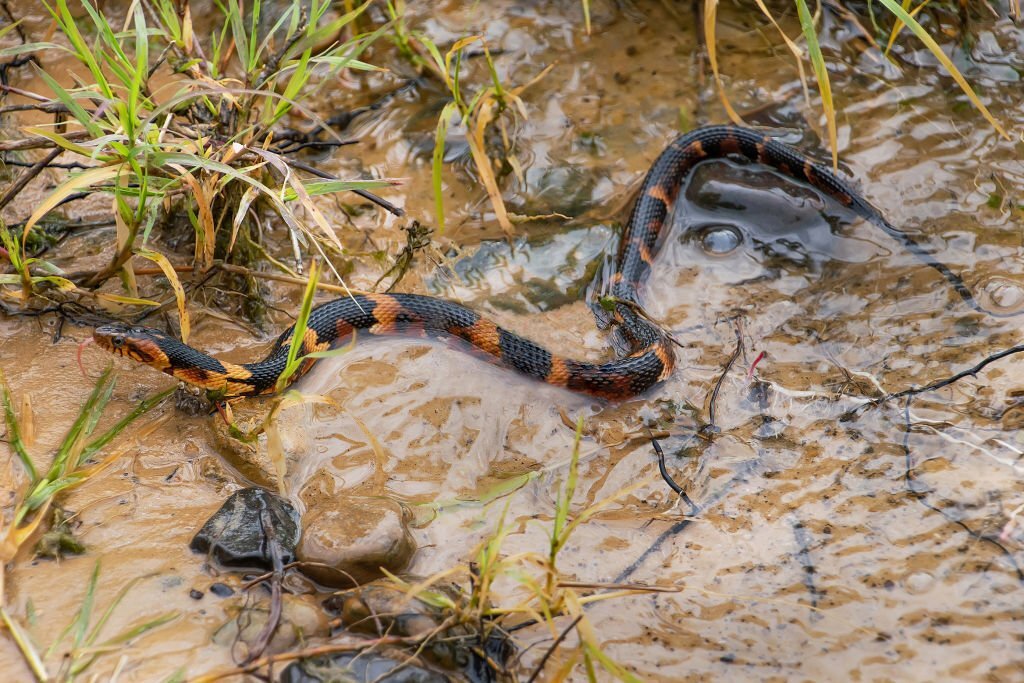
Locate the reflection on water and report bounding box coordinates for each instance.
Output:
[2,1,1023,680]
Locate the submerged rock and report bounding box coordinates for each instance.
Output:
[280,650,449,683]
[191,487,300,570]
[326,580,456,639]
[296,496,416,587]
[213,593,329,659]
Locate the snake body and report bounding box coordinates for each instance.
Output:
[94,125,975,400]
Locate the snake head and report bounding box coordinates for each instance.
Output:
[93,323,175,368]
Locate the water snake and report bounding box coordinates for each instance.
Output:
[94,125,978,400]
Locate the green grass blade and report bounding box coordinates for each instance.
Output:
[247,0,261,73]
[32,67,104,137]
[0,369,37,482]
[127,4,149,140]
[552,416,583,556]
[71,560,101,651]
[275,260,321,392]
[96,611,178,647]
[271,47,312,122]
[584,639,643,683]
[44,0,113,100]
[295,178,394,198]
[78,386,174,462]
[794,0,838,169]
[47,367,114,480]
[432,101,458,234]
[85,577,141,648]
[0,42,66,57]
[227,0,251,73]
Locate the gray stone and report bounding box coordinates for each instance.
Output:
[280,651,449,683]
[190,487,300,570]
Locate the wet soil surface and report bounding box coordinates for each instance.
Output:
[2,1,1024,681]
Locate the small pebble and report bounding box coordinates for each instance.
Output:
[209,582,234,597]
[189,589,204,600]
[904,571,935,595]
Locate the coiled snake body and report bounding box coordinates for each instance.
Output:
[95,126,973,400]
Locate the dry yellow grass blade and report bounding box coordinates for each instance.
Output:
[346,410,389,495]
[169,166,216,271]
[0,499,51,564]
[19,394,33,449]
[885,0,925,55]
[135,248,190,344]
[703,0,744,125]
[20,164,121,256]
[263,391,334,494]
[468,98,514,234]
[92,292,161,306]
[752,0,813,111]
[876,0,1009,140]
[795,0,839,169]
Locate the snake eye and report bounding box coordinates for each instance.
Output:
[111,335,125,348]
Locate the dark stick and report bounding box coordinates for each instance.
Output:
[707,324,743,430]
[0,157,96,170]
[272,139,358,154]
[283,158,405,217]
[524,615,583,683]
[0,147,61,212]
[884,343,1024,403]
[246,506,286,663]
[615,457,761,583]
[650,433,699,515]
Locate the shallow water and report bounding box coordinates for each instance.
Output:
[2,1,1024,681]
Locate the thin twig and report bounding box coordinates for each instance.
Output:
[0,130,91,151]
[0,148,61,212]
[707,323,743,430]
[0,157,95,170]
[282,157,404,217]
[650,432,699,515]
[882,343,1024,403]
[244,506,285,663]
[524,615,582,683]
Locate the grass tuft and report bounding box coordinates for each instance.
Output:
[1,368,173,678]
[2,0,393,320]
[704,0,1010,161]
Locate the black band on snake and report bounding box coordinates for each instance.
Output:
[94,125,982,400]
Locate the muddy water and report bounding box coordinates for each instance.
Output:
[3,1,1024,681]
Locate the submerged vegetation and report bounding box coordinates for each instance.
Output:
[703,0,1012,166]
[0,0,1021,680]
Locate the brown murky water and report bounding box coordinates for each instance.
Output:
[2,1,1024,680]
